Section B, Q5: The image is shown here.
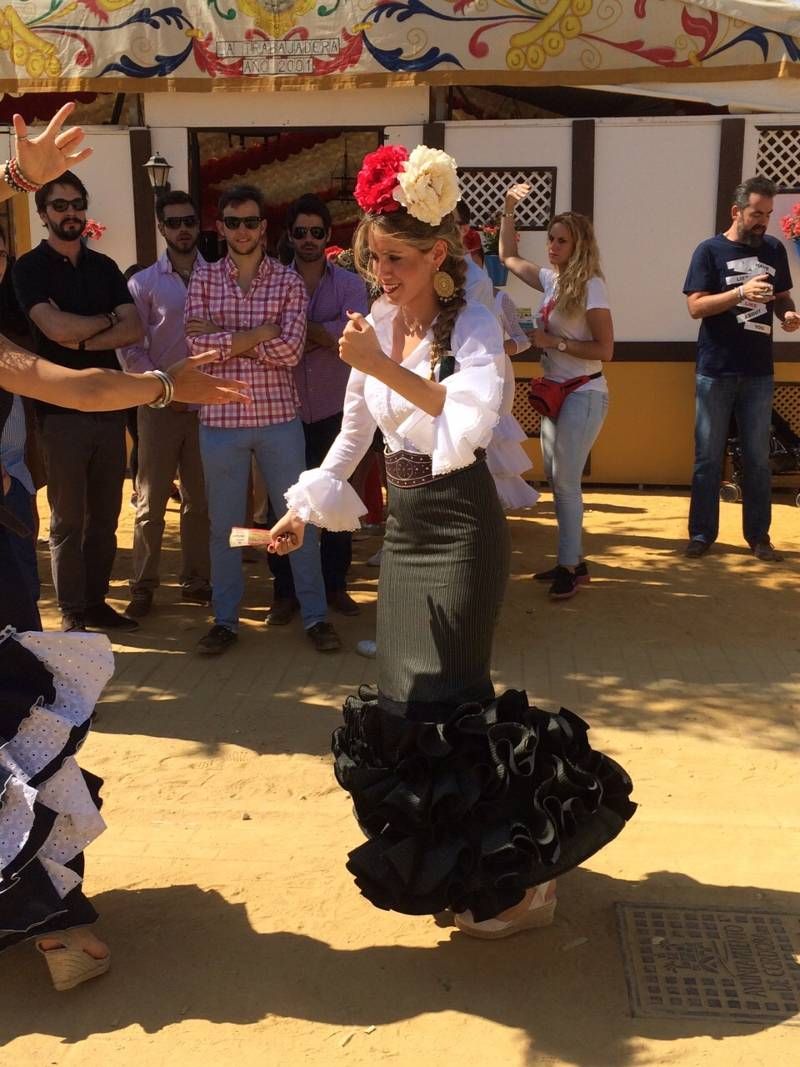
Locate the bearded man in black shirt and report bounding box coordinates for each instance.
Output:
[13,170,143,631]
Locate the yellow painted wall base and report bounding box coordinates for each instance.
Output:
[516,362,800,486]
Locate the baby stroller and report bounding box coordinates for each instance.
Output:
[720,407,800,507]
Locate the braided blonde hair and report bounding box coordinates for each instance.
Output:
[548,212,604,319]
[352,209,467,374]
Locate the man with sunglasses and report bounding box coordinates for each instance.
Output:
[266,194,369,624]
[185,183,339,654]
[117,191,211,619]
[13,170,143,633]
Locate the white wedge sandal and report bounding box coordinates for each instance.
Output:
[454,881,557,940]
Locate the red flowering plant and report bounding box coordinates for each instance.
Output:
[780,203,800,241]
[480,219,518,255]
[480,223,500,255]
[354,145,409,215]
[83,218,106,241]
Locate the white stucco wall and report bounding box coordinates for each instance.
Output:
[144,87,429,129]
[8,106,799,340]
[445,113,800,346]
[593,118,720,343]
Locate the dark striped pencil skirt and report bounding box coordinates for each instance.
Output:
[376,452,509,721]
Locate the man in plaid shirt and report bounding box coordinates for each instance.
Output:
[185,183,339,654]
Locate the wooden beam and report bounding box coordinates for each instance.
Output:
[129,128,157,267]
[422,122,446,150]
[571,119,595,218]
[715,118,745,235]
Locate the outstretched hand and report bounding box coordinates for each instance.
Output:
[13,102,92,186]
[167,351,251,405]
[267,511,306,555]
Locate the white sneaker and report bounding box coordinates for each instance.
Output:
[367,548,383,568]
[356,639,377,658]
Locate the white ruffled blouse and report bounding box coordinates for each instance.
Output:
[285,297,505,531]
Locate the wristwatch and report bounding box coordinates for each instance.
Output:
[557,338,568,352]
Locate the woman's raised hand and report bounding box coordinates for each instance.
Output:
[339,312,385,374]
[167,351,251,405]
[504,182,532,210]
[13,102,92,186]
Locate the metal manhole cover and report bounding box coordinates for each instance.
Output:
[616,903,800,1025]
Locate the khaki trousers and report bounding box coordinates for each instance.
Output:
[131,405,210,594]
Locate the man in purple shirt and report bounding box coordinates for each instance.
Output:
[117,191,211,617]
[267,194,370,623]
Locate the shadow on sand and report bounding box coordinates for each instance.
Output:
[3,869,798,1064]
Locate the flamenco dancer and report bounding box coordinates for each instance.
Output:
[270,145,635,938]
[0,103,248,988]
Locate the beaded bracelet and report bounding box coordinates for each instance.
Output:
[2,157,41,194]
[146,369,175,409]
[2,161,26,194]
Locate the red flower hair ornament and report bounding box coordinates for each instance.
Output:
[354,144,409,216]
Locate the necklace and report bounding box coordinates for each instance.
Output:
[399,308,441,380]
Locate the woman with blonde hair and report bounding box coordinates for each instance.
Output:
[500,192,613,600]
[270,147,634,938]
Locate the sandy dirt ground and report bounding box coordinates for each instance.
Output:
[2,484,798,1066]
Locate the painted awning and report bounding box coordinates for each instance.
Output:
[0,1,799,94]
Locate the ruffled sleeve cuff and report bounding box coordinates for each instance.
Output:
[395,362,504,476]
[284,469,367,532]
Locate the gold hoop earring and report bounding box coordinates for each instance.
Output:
[433,270,455,301]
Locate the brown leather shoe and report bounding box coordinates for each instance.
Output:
[306,621,341,652]
[327,590,360,616]
[266,597,299,626]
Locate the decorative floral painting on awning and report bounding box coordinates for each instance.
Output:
[0,1,798,92]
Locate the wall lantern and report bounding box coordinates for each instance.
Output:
[143,153,172,193]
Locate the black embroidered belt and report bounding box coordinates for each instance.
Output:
[384,449,485,489]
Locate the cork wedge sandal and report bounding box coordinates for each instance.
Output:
[35,928,111,991]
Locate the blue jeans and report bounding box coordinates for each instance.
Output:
[540,389,608,567]
[689,374,773,547]
[199,419,327,631]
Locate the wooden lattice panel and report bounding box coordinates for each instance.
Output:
[512,377,541,437]
[756,128,800,192]
[458,167,555,230]
[774,381,800,435]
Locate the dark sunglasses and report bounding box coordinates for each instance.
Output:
[46,197,87,212]
[291,226,326,240]
[222,215,262,231]
[162,214,198,230]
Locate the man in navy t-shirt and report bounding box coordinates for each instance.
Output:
[682,176,799,561]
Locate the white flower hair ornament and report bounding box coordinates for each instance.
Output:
[393,145,460,227]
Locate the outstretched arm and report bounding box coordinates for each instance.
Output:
[0,337,249,410]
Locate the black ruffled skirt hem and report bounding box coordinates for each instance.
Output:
[332,688,636,922]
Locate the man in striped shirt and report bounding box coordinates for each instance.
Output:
[185,184,339,654]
